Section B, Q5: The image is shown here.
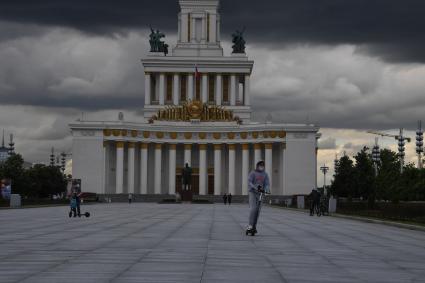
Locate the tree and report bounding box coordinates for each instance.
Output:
[0,154,29,195]
[375,149,400,202]
[353,147,375,207]
[330,155,355,198]
[26,165,67,198]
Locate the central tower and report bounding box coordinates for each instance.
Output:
[173,0,223,57]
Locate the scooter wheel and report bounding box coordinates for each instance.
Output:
[84,212,90,217]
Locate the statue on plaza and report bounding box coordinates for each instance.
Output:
[231,27,246,54]
[149,26,169,55]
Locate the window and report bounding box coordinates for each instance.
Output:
[196,75,201,100]
[180,74,187,102]
[188,14,191,42]
[222,75,229,103]
[208,74,215,103]
[166,74,173,103]
[151,75,157,103]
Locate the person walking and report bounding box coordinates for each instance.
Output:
[228,193,232,205]
[308,188,321,216]
[128,193,133,204]
[182,163,192,191]
[246,160,270,235]
[223,193,228,205]
[75,192,81,217]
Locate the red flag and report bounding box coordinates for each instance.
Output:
[195,65,200,80]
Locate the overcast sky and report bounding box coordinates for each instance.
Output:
[0,0,424,183]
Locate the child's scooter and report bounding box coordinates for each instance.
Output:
[68,211,91,218]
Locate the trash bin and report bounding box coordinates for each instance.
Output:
[10,194,21,208]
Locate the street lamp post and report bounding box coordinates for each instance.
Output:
[320,164,330,190]
[397,128,407,174]
[417,120,424,169]
[372,137,380,177]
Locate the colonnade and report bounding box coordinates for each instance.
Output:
[144,73,250,107]
[104,142,279,196]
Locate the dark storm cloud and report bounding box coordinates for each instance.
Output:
[1,0,425,63]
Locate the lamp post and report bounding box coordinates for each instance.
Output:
[372,137,380,177]
[397,128,407,173]
[417,120,423,169]
[320,164,330,190]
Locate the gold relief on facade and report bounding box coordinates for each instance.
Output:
[263,131,269,138]
[131,130,138,137]
[265,143,273,149]
[198,132,207,139]
[151,100,242,124]
[242,144,249,150]
[184,132,192,139]
[121,130,128,136]
[270,131,277,138]
[140,143,148,149]
[228,144,236,150]
[103,129,111,137]
[169,132,178,139]
[143,131,150,138]
[116,141,125,148]
[213,133,221,139]
[199,144,208,150]
[227,132,235,139]
[112,129,121,137]
[251,132,259,139]
[240,132,248,139]
[128,142,136,148]
[278,131,287,138]
[156,132,164,139]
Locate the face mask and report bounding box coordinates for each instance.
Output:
[258,166,265,171]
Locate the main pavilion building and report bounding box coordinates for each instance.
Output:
[70,0,320,199]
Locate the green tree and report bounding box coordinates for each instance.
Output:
[26,164,67,198]
[330,155,355,198]
[375,149,400,202]
[0,154,29,195]
[353,147,375,206]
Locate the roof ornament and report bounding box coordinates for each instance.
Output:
[149,26,169,56]
[231,27,246,54]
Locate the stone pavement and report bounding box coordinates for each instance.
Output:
[0,203,424,283]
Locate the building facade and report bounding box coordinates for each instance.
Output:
[70,0,320,197]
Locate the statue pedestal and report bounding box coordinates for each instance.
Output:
[231,53,247,58]
[148,52,166,57]
[181,190,193,202]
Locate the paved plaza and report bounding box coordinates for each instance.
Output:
[0,203,424,283]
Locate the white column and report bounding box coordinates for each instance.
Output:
[181,13,188,42]
[228,144,236,195]
[159,73,165,105]
[140,143,148,194]
[265,143,273,193]
[230,74,236,106]
[145,73,151,106]
[184,144,192,166]
[187,74,194,101]
[154,144,162,194]
[201,74,208,103]
[214,144,222,195]
[216,74,222,105]
[116,142,124,194]
[281,143,286,196]
[191,18,196,41]
[173,74,179,105]
[244,75,250,106]
[169,144,176,195]
[254,143,262,167]
[102,141,108,194]
[201,17,206,42]
[209,13,217,42]
[199,144,207,195]
[127,142,136,194]
[242,144,249,196]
